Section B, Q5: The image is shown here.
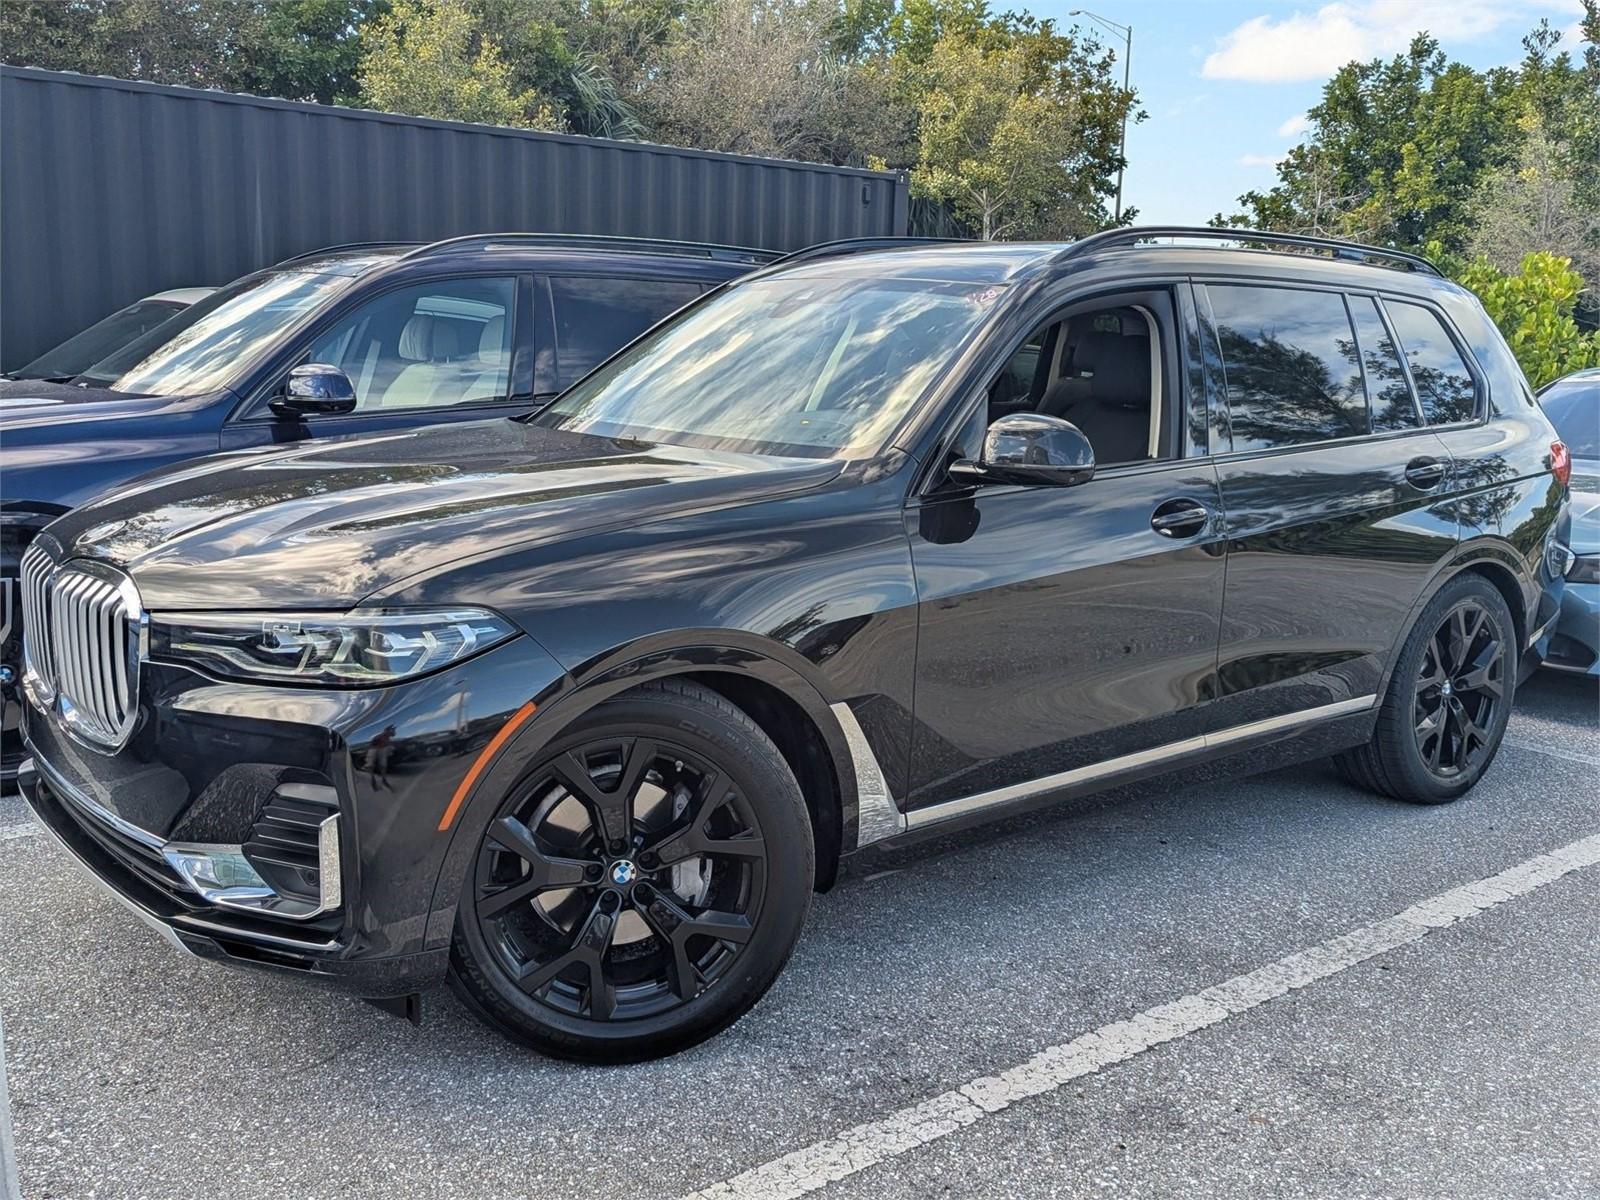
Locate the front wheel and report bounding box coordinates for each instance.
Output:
[449,679,813,1062]
[1335,573,1516,804]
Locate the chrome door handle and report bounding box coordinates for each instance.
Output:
[1404,457,1448,490]
[1151,497,1211,539]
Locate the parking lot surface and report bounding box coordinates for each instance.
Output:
[1,671,1595,1199]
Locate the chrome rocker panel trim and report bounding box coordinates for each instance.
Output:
[845,694,1379,847]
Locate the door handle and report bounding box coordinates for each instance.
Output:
[1151,497,1212,539]
[1404,457,1448,490]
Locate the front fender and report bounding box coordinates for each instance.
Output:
[419,638,867,949]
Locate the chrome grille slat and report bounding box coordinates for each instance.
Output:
[19,545,141,750]
[89,589,110,719]
[113,610,131,714]
[20,544,58,701]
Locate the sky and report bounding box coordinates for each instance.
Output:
[1025,0,1591,226]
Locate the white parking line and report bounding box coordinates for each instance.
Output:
[0,825,38,843]
[682,832,1600,1200]
[0,1012,19,1200]
[1503,740,1600,767]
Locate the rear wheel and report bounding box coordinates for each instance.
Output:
[449,679,813,1061]
[1336,574,1516,804]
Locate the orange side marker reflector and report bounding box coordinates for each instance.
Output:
[437,700,538,832]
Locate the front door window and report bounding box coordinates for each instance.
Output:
[306,277,516,412]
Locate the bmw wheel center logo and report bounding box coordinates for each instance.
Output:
[610,860,639,887]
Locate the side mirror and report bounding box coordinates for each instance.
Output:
[271,363,357,417]
[948,412,1096,487]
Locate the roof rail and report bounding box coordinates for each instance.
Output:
[768,236,968,268]
[400,232,779,265]
[1056,225,1442,277]
[272,241,416,267]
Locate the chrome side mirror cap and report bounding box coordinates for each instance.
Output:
[949,412,1096,487]
[271,363,358,417]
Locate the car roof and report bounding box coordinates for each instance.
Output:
[144,287,215,305]
[760,229,1459,299]
[271,235,771,283]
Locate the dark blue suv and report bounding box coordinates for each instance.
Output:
[0,233,774,783]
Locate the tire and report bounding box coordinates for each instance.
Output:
[449,679,814,1062]
[1335,573,1517,804]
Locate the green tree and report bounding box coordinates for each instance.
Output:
[1220,9,1600,275]
[356,0,559,128]
[0,0,380,102]
[1466,113,1600,296]
[908,22,1131,238]
[469,0,652,139]
[230,0,383,103]
[0,0,249,85]
[1222,35,1523,250]
[1449,250,1600,388]
[634,0,906,165]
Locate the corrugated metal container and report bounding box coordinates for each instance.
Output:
[0,65,909,369]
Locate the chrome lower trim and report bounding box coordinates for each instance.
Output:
[1542,659,1598,676]
[28,744,342,920]
[31,745,165,850]
[1527,611,1560,648]
[904,694,1378,832]
[19,756,193,957]
[831,700,907,849]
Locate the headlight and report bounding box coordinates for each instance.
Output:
[1570,554,1600,585]
[149,608,518,686]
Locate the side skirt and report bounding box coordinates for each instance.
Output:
[849,695,1378,850]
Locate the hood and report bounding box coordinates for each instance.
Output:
[0,382,215,429]
[45,418,842,610]
[0,376,125,405]
[1569,463,1600,553]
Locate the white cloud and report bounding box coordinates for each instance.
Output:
[1201,0,1578,83]
[1277,113,1311,138]
[1238,153,1284,168]
[1164,92,1211,120]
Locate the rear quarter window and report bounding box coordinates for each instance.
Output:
[549,276,706,389]
[1383,300,1479,425]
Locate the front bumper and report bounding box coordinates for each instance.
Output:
[19,754,447,997]
[1545,581,1600,676]
[17,632,569,997]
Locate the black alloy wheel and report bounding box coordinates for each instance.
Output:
[450,680,813,1061]
[1412,599,1506,779]
[1335,574,1516,805]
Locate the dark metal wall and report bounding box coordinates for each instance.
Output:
[0,66,909,369]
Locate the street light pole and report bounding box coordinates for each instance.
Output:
[1069,9,1133,224]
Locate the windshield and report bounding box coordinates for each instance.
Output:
[1541,380,1600,459]
[77,269,356,395]
[537,274,1006,458]
[13,299,189,382]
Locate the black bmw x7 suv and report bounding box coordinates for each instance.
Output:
[18,227,1572,1062]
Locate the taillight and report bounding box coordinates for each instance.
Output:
[1551,440,1572,488]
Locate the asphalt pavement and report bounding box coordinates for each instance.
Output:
[0,670,1594,1199]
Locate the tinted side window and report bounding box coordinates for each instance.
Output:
[306,276,515,412]
[1384,301,1478,425]
[1348,296,1419,433]
[550,276,705,389]
[1207,285,1367,451]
